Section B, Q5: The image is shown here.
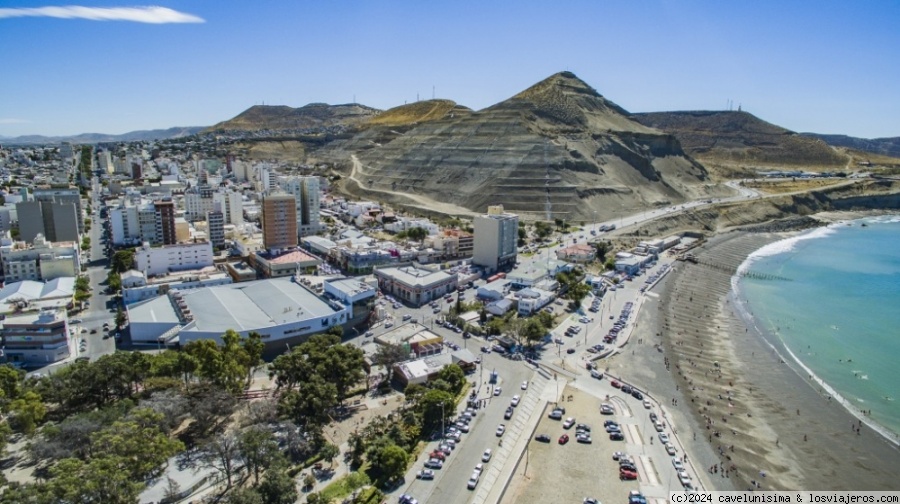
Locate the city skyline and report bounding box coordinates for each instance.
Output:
[1,0,898,139]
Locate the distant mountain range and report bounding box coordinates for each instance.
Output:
[799,133,900,159]
[0,126,205,145]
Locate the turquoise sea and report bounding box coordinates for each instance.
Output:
[735,216,900,441]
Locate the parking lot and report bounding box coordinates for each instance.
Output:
[502,386,639,504]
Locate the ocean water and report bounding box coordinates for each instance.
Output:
[735,216,900,440]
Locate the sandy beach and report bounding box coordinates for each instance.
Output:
[609,229,900,491]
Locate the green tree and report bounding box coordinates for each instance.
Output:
[371,343,408,383]
[534,221,553,240]
[239,426,282,485]
[225,488,265,504]
[520,318,547,347]
[417,389,454,433]
[10,390,46,436]
[368,443,408,486]
[106,271,122,293]
[406,226,427,242]
[111,249,135,274]
[257,467,298,504]
[436,364,465,395]
[593,241,610,262]
[115,307,127,329]
[46,456,144,504]
[319,442,339,469]
[0,364,22,405]
[278,375,337,429]
[90,408,184,480]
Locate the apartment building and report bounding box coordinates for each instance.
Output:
[472,205,519,273]
[261,193,297,250]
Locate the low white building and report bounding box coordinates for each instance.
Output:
[122,268,233,305]
[515,287,555,316]
[0,234,80,283]
[133,241,214,277]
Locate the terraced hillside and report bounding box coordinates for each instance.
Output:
[632,110,848,168]
[336,72,715,221]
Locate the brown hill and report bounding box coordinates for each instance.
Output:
[366,99,472,127]
[631,110,848,168]
[328,72,719,221]
[207,103,380,132]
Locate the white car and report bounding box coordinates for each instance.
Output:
[665,442,677,455]
[494,386,502,396]
[672,457,684,471]
[482,448,492,462]
[511,395,520,407]
[474,462,484,474]
[496,424,506,437]
[467,470,480,490]
[563,417,576,429]
[643,399,651,409]
[521,381,528,390]
[659,433,670,444]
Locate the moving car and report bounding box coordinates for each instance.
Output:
[521,381,528,390]
[511,395,520,407]
[494,386,502,396]
[504,407,513,420]
[467,471,480,490]
[665,443,677,455]
[482,449,492,462]
[495,424,506,437]
[600,404,614,415]
[612,451,626,460]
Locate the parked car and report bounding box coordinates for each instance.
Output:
[659,433,670,444]
[665,443,677,456]
[558,434,570,445]
[576,434,592,444]
[619,468,638,480]
[495,424,506,437]
[600,404,614,415]
[535,434,551,443]
[610,432,625,441]
[511,395,520,407]
[467,470,480,490]
[416,469,435,480]
[482,449,492,462]
[563,417,576,429]
[549,409,564,420]
[504,407,513,420]
[424,458,443,469]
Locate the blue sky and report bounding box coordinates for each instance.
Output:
[1,0,898,138]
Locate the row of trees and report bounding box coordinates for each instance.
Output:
[346,363,467,487]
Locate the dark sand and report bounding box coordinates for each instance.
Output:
[611,231,900,491]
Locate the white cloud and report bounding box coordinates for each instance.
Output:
[0,118,30,124]
[0,5,205,24]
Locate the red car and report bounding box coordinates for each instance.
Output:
[429,451,446,461]
[558,434,570,445]
[611,380,621,389]
[620,468,638,480]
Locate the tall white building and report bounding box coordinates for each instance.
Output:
[258,164,277,192]
[473,205,519,273]
[184,185,215,221]
[280,176,321,237]
[212,190,244,226]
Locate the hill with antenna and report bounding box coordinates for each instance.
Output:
[631,110,848,168]
[207,103,380,132]
[327,71,718,221]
